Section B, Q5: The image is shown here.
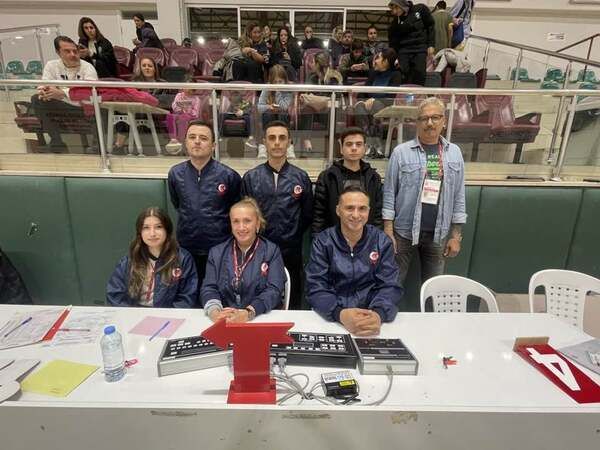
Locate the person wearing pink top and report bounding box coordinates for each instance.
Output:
[165,89,202,155]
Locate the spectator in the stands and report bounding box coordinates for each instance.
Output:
[113,57,167,153]
[257,65,294,159]
[30,35,98,153]
[165,83,201,155]
[132,13,164,51]
[328,26,344,60]
[262,25,274,51]
[312,127,383,235]
[431,1,454,53]
[234,22,269,83]
[299,51,342,153]
[106,207,198,308]
[181,37,192,48]
[201,197,285,322]
[271,26,302,81]
[168,120,242,285]
[332,30,353,67]
[302,26,324,50]
[353,48,402,157]
[77,17,118,78]
[306,186,401,335]
[364,25,386,59]
[338,39,370,84]
[388,0,435,86]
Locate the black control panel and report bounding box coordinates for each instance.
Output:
[271,332,358,368]
[161,336,228,360]
[353,338,418,375]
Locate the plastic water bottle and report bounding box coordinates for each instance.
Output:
[101,325,125,382]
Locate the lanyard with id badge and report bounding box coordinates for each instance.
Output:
[421,143,443,205]
[231,239,260,306]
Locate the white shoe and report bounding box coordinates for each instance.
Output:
[257,144,267,158]
[287,144,296,159]
[165,139,182,155]
[244,136,257,150]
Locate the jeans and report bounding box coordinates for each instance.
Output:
[394,231,445,285]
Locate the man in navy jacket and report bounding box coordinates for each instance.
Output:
[241,120,313,309]
[306,186,402,335]
[168,121,241,284]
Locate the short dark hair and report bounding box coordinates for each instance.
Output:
[133,13,145,21]
[185,120,214,142]
[338,185,370,204]
[264,120,290,137]
[54,36,77,52]
[351,39,364,51]
[379,47,398,68]
[339,127,366,144]
[367,25,378,33]
[435,1,447,9]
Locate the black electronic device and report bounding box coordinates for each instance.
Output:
[353,338,419,375]
[271,332,358,368]
[157,336,231,377]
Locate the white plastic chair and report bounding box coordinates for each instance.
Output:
[529,269,600,329]
[282,267,291,310]
[420,275,499,313]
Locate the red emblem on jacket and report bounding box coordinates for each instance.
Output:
[217,183,227,196]
[369,251,379,265]
[292,185,303,199]
[261,262,269,276]
[172,267,182,279]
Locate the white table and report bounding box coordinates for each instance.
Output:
[101,101,170,156]
[1,305,599,450]
[374,105,418,157]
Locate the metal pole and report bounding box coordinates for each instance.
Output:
[445,93,456,141]
[583,37,594,82]
[512,49,523,89]
[91,87,110,173]
[211,89,220,160]
[547,62,572,163]
[327,92,336,166]
[482,41,490,71]
[552,95,578,180]
[34,28,45,67]
[0,41,8,94]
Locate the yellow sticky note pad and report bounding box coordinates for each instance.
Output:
[21,359,98,397]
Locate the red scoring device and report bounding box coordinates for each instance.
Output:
[201,319,294,404]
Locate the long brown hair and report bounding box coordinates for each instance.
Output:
[133,57,159,81]
[78,17,105,42]
[127,207,179,299]
[266,64,288,105]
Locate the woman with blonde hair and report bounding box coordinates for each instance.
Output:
[201,197,285,322]
[106,207,198,307]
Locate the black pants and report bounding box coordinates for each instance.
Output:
[396,52,427,86]
[281,247,304,310]
[191,253,208,308]
[30,94,84,144]
[232,59,265,83]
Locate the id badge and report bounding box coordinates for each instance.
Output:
[421,178,441,205]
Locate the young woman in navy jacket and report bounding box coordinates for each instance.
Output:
[201,197,285,322]
[106,207,198,308]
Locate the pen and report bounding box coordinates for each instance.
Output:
[149,320,170,341]
[59,328,91,332]
[3,317,33,338]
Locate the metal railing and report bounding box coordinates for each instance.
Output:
[1,78,599,179]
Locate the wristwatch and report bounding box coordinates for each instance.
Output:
[245,306,256,321]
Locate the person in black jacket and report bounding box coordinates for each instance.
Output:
[271,27,302,82]
[0,247,32,304]
[132,13,164,51]
[388,0,435,86]
[353,48,403,157]
[77,17,118,78]
[301,26,324,51]
[313,127,383,235]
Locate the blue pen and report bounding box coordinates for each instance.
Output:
[3,317,33,338]
[149,320,170,341]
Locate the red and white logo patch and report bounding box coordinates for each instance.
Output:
[292,185,303,199]
[172,267,182,279]
[261,262,269,276]
[369,251,379,265]
[217,183,227,196]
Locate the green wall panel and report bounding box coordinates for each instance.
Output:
[66,178,166,305]
[0,176,81,305]
[567,188,600,277]
[445,185,481,277]
[469,187,582,293]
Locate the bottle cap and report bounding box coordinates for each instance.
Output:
[104,325,116,335]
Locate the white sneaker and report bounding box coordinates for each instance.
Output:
[165,139,182,155]
[287,144,296,159]
[257,144,267,158]
[244,136,257,150]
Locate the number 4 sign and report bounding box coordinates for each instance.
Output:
[514,339,600,404]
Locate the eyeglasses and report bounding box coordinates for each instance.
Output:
[417,114,444,124]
